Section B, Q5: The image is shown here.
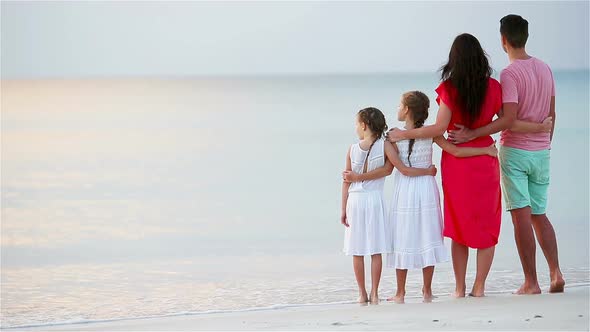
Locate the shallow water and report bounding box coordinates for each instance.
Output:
[2,72,589,328]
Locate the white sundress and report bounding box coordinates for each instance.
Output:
[386,138,449,269]
[343,138,390,256]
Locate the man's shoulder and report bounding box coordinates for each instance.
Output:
[500,65,517,82]
[501,61,521,75]
[532,56,550,66]
[503,57,552,73]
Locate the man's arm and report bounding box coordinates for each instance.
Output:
[494,107,552,134]
[511,116,553,133]
[448,102,517,144]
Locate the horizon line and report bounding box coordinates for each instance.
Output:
[2,68,589,81]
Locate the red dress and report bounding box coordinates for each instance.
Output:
[436,78,502,249]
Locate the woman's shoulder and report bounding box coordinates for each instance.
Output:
[435,80,457,107]
[488,77,501,87]
[487,77,502,96]
[436,79,453,92]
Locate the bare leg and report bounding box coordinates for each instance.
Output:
[510,207,541,295]
[353,256,369,303]
[387,269,407,303]
[531,214,565,293]
[369,254,382,304]
[422,266,435,302]
[451,240,468,297]
[470,246,495,297]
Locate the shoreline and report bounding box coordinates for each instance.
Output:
[7,285,589,331]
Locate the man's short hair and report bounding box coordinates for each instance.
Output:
[500,14,529,48]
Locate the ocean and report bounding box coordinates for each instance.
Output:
[1,71,589,329]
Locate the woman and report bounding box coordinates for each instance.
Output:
[388,33,502,297]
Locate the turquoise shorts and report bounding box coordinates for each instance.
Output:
[499,146,550,215]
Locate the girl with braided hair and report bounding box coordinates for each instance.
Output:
[341,107,436,305]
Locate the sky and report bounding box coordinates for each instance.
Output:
[1,1,589,79]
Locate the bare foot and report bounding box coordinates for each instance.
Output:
[514,283,542,295]
[369,294,379,305]
[386,295,405,304]
[452,287,466,298]
[469,284,485,297]
[422,287,435,303]
[549,274,565,293]
[359,291,369,304]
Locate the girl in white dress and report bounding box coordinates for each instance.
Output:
[341,107,436,305]
[344,92,497,303]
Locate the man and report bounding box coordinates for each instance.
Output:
[449,14,564,294]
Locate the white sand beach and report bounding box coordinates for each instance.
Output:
[12,286,588,331]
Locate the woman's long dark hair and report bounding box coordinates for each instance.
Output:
[440,33,493,126]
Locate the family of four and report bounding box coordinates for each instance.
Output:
[340,14,565,304]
